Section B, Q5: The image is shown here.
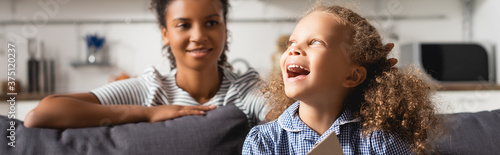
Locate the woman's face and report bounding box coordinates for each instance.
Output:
[162,0,227,70]
[280,11,353,102]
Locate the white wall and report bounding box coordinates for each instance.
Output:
[0,0,166,93]
[436,90,500,113]
[0,0,498,95]
[473,0,500,83]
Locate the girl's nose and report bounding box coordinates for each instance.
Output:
[190,25,208,43]
[288,46,305,56]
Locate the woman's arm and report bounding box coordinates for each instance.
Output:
[24,93,216,129]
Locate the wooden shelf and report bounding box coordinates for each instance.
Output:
[0,93,51,101]
[437,83,500,91]
[70,61,110,67]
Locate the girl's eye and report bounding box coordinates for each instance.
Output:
[311,40,322,45]
[206,21,218,27]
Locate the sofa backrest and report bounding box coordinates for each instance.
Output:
[433,109,500,154]
[0,105,249,155]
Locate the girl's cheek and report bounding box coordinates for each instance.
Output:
[279,52,288,77]
[280,50,289,69]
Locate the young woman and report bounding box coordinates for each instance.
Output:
[24,0,268,129]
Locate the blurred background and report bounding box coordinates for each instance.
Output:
[0,0,499,120]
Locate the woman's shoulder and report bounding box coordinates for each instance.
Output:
[223,67,261,84]
[107,66,172,93]
[137,65,173,83]
[223,67,263,97]
[141,65,166,77]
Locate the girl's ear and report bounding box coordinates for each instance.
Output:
[161,26,170,45]
[342,66,367,88]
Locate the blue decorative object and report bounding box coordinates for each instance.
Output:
[85,34,106,64]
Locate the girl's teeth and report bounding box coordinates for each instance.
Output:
[302,66,310,71]
[287,64,309,71]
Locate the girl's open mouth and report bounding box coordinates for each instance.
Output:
[286,64,310,80]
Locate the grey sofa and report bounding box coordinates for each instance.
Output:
[1,105,499,154]
[0,105,249,155]
[432,109,500,154]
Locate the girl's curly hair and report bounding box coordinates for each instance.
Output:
[264,4,441,155]
[150,0,232,70]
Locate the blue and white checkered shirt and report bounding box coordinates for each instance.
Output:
[243,101,412,155]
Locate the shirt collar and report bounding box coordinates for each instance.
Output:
[277,101,302,132]
[326,106,360,136]
[278,101,361,137]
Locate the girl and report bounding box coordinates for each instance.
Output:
[243,4,439,155]
[24,0,268,129]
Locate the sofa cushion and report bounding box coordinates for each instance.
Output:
[433,109,500,154]
[0,105,249,155]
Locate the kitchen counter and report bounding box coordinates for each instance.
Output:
[437,83,500,91]
[0,93,51,101]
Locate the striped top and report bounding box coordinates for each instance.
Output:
[243,101,412,154]
[90,66,269,126]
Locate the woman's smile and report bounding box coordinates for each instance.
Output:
[186,48,213,58]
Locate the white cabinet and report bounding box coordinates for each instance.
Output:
[0,102,13,119]
[0,100,39,121]
[435,90,500,114]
